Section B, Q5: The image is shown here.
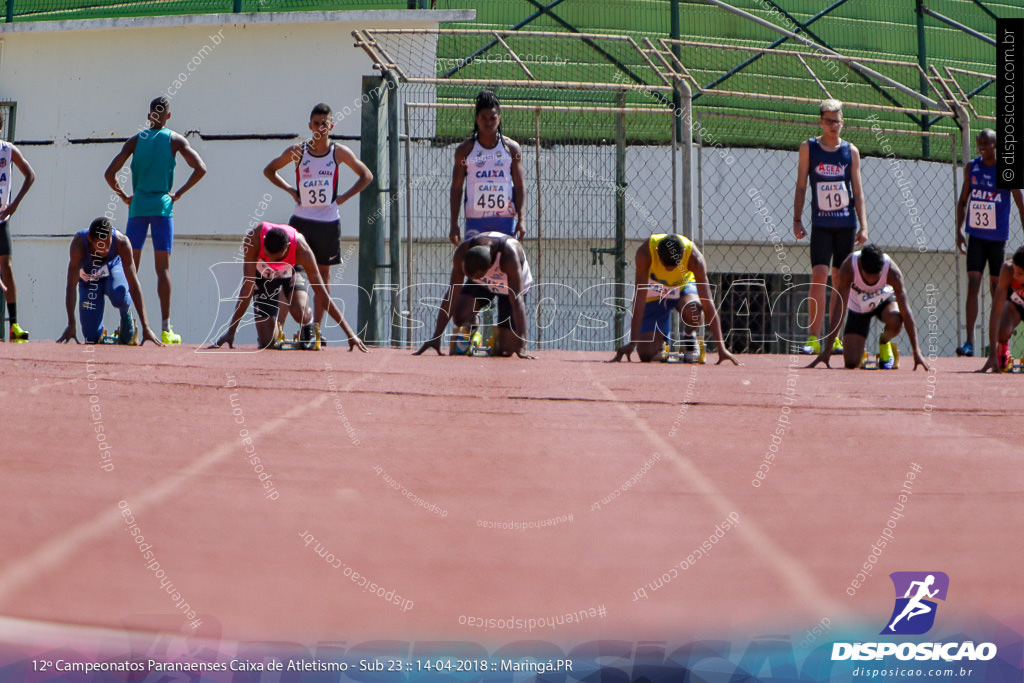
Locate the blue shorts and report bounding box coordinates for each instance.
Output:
[639,284,699,336]
[465,217,515,240]
[126,216,174,253]
[78,263,133,343]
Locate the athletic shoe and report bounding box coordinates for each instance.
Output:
[161,327,181,345]
[298,323,315,351]
[955,342,974,357]
[800,335,820,355]
[879,336,895,370]
[680,333,700,363]
[313,323,322,351]
[831,337,844,354]
[118,314,137,346]
[469,330,483,353]
[998,342,1012,372]
[9,323,29,343]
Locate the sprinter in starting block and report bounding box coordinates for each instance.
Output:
[807,244,930,371]
[610,233,738,366]
[978,246,1024,373]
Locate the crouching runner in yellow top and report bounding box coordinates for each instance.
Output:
[610,233,740,365]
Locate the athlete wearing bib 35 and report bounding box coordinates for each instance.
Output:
[955,129,1024,357]
[264,103,373,339]
[0,112,36,342]
[807,244,930,371]
[212,221,367,352]
[56,218,162,346]
[978,247,1024,373]
[415,232,533,358]
[449,91,525,246]
[104,97,207,345]
[611,234,739,365]
[794,99,868,356]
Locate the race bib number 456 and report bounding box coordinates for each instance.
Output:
[816,181,850,211]
[468,181,514,218]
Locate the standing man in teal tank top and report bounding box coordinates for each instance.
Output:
[104,97,207,344]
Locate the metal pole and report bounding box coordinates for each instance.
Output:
[404,102,414,347]
[916,0,930,158]
[670,0,682,142]
[678,80,694,243]
[358,76,386,345]
[233,0,241,13]
[534,106,543,345]
[6,0,13,23]
[387,73,402,348]
[615,92,627,346]
[953,133,962,351]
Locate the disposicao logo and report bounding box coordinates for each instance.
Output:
[832,571,997,663]
[882,571,948,635]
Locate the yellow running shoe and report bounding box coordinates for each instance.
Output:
[9,322,29,343]
[161,327,182,344]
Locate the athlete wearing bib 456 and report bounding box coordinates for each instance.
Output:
[211,221,367,352]
[978,246,1024,373]
[415,232,533,358]
[105,97,207,345]
[611,234,740,365]
[793,99,868,356]
[955,129,1024,357]
[56,218,163,346]
[806,244,930,371]
[0,114,36,342]
[264,103,373,337]
[450,91,525,246]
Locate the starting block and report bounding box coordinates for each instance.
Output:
[273,322,319,350]
[99,316,138,345]
[861,341,899,369]
[449,326,492,356]
[662,336,706,364]
[999,351,1024,373]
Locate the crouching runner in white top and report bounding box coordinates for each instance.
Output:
[806,243,931,370]
[415,232,533,358]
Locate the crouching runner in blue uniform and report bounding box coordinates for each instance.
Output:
[57,217,163,345]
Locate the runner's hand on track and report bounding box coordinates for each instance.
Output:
[413,337,443,355]
[348,335,369,353]
[57,326,79,344]
[140,326,166,347]
[209,332,234,349]
[609,343,635,362]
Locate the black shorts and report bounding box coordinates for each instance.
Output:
[844,297,897,338]
[810,226,856,269]
[289,215,341,266]
[966,235,1005,276]
[0,221,11,256]
[253,266,310,320]
[460,283,522,334]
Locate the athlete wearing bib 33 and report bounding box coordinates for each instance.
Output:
[415,232,533,358]
[264,103,373,341]
[794,99,868,356]
[611,234,739,365]
[806,244,929,371]
[56,218,163,346]
[449,91,525,246]
[977,247,1024,373]
[955,129,1024,357]
[211,222,367,352]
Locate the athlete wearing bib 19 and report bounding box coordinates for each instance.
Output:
[955,129,1024,357]
[793,99,868,357]
[450,91,525,246]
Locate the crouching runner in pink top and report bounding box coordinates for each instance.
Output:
[211,222,367,352]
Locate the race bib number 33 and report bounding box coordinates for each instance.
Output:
[968,200,996,230]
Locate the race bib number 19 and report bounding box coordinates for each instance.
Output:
[968,200,996,230]
[816,181,850,211]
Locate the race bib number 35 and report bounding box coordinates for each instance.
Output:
[968,200,996,230]
[816,181,850,211]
